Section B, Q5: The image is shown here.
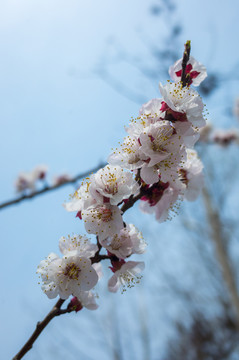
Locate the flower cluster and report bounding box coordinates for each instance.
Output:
[38,44,207,312]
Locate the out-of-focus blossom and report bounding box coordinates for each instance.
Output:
[212,129,239,146]
[15,172,36,193]
[52,173,72,186]
[33,164,48,180]
[15,164,48,193]
[198,123,213,142]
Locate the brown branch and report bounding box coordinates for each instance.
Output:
[121,188,146,213]
[181,40,191,87]
[12,298,71,360]
[202,186,239,328]
[0,162,106,211]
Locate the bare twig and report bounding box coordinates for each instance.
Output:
[0,162,106,211]
[12,298,68,360]
[181,40,191,87]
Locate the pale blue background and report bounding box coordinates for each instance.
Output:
[1,1,239,359]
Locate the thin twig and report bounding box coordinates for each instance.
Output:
[0,162,106,211]
[202,186,239,328]
[181,40,191,87]
[12,299,68,360]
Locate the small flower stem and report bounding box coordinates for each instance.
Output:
[181,40,191,87]
[12,298,73,360]
[121,190,145,213]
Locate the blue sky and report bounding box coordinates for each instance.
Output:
[1,0,239,359]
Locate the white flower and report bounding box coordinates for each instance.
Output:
[140,145,185,185]
[178,149,204,201]
[33,164,48,180]
[63,182,96,213]
[139,98,164,123]
[159,82,205,128]
[37,253,98,300]
[140,186,180,223]
[125,118,148,138]
[139,122,184,167]
[90,164,139,205]
[81,203,124,241]
[108,135,147,170]
[108,261,145,293]
[169,56,207,86]
[15,172,36,193]
[173,121,200,148]
[100,224,146,259]
[75,291,99,310]
[138,122,186,185]
[92,262,104,279]
[59,234,98,258]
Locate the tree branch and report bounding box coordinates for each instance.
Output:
[181,40,191,87]
[202,186,239,328]
[12,298,69,360]
[0,162,106,211]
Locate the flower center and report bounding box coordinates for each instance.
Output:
[97,207,113,222]
[64,263,81,280]
[111,235,122,250]
[105,173,118,195]
[179,169,188,185]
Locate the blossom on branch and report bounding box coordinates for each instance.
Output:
[108,261,145,293]
[159,82,206,128]
[15,164,48,193]
[90,164,140,205]
[81,203,124,241]
[37,253,98,300]
[59,234,98,258]
[169,56,207,86]
[100,223,146,259]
